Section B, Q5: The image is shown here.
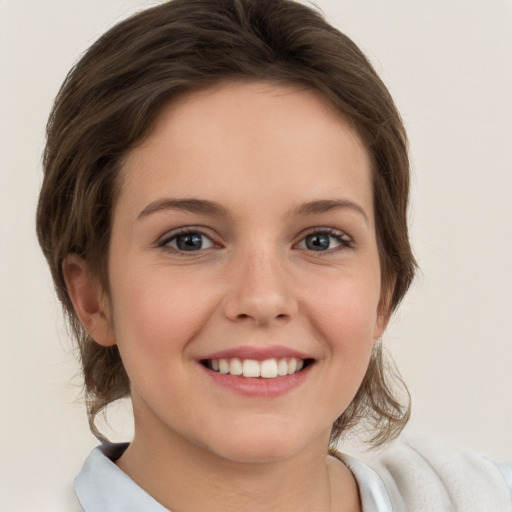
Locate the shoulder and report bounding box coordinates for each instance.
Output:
[351,435,512,512]
[74,443,169,511]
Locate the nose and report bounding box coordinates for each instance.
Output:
[223,248,298,327]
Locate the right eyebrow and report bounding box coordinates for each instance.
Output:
[293,199,369,225]
[137,198,229,220]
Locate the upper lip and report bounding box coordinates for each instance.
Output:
[200,345,313,361]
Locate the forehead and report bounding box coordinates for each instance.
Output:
[118,80,373,221]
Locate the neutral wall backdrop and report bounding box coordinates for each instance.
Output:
[1,1,511,510]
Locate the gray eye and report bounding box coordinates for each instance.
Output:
[167,232,214,251]
[305,233,335,251]
[296,232,345,251]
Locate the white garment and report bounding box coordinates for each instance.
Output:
[73,439,512,511]
[341,436,512,512]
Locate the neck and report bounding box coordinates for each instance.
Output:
[115,399,360,512]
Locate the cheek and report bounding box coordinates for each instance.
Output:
[107,268,218,402]
[109,266,215,356]
[299,274,379,422]
[305,270,382,344]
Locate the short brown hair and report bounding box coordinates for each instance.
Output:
[36,0,416,447]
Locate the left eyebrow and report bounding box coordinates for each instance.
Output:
[137,198,229,220]
[293,199,369,225]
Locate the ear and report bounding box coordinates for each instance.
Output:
[62,254,116,347]
[373,278,395,341]
[373,307,391,341]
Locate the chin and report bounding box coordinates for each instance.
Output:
[201,424,327,464]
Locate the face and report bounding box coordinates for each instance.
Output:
[99,81,386,462]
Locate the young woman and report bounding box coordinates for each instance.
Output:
[36,1,512,510]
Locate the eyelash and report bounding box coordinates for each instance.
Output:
[158,228,218,254]
[297,227,353,252]
[158,227,353,255]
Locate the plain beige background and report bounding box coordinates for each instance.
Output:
[1,1,511,510]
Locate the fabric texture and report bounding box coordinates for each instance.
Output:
[74,443,168,512]
[74,438,512,511]
[347,436,512,512]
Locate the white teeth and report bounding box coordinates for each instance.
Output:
[229,358,243,376]
[207,357,307,378]
[242,359,260,378]
[219,359,229,374]
[260,359,278,379]
[277,359,289,376]
[288,358,297,374]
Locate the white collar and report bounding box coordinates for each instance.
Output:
[74,443,168,511]
[74,443,394,511]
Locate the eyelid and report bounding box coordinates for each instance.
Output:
[156,225,352,252]
[299,226,352,240]
[294,227,353,250]
[157,226,220,251]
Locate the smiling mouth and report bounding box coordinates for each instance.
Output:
[200,357,314,379]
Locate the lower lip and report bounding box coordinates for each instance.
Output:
[200,364,313,398]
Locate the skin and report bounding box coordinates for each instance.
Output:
[64,81,389,512]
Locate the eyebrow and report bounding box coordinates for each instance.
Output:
[293,199,369,224]
[137,197,368,224]
[137,198,229,219]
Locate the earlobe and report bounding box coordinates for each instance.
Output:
[62,254,116,347]
[374,284,394,341]
[373,310,390,341]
